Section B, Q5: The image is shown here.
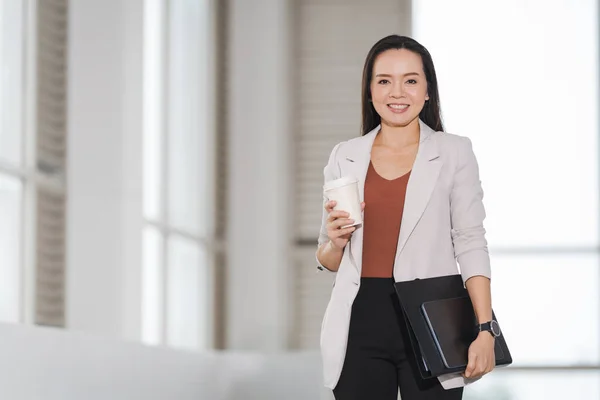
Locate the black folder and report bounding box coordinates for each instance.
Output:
[394,274,512,378]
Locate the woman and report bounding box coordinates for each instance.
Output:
[316,35,496,399]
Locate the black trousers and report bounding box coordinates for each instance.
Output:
[333,278,463,400]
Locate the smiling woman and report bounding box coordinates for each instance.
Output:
[361,36,444,136]
[317,35,494,400]
[371,49,429,126]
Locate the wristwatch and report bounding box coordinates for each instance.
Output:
[478,320,502,338]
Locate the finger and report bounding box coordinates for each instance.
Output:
[324,200,337,212]
[331,218,355,229]
[360,201,365,211]
[468,368,482,379]
[475,363,486,377]
[335,226,356,237]
[477,357,490,377]
[327,210,350,223]
[464,354,477,378]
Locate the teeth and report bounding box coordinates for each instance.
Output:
[388,104,408,109]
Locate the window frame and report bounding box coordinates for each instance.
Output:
[141,0,217,350]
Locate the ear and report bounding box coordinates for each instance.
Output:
[425,93,430,101]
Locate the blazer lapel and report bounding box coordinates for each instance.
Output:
[395,122,441,257]
[340,125,379,276]
[338,121,441,277]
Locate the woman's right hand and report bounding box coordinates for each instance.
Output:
[325,200,365,250]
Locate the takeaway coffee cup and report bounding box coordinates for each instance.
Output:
[323,176,362,228]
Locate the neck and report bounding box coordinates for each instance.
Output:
[377,118,420,149]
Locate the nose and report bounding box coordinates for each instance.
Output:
[389,81,403,98]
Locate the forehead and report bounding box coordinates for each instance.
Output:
[373,48,424,75]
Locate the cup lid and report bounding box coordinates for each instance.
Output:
[323,176,358,192]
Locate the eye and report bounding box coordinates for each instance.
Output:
[406,79,417,84]
[378,79,390,85]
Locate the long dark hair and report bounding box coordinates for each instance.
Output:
[361,35,444,135]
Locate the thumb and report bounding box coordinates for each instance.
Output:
[464,354,477,378]
[361,202,366,211]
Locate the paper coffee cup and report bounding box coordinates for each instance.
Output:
[323,176,362,228]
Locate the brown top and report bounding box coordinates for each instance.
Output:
[361,161,411,278]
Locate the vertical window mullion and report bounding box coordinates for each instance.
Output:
[20,0,37,326]
[160,0,171,347]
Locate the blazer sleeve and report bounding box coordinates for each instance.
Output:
[316,142,343,273]
[450,137,492,282]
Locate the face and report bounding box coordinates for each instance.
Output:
[370,48,429,128]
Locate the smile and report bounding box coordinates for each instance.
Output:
[387,104,409,113]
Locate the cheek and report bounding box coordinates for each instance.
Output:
[407,86,428,101]
[370,85,387,102]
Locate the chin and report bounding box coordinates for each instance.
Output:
[382,114,419,128]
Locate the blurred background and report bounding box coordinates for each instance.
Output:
[0,0,599,399]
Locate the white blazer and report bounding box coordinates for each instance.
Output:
[316,120,491,390]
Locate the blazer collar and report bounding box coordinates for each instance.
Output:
[342,119,438,166]
[340,119,441,278]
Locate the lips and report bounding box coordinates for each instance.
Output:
[387,103,409,113]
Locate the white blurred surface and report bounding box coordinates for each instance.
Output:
[2,322,598,400]
[464,370,600,400]
[0,322,327,400]
[414,0,599,248]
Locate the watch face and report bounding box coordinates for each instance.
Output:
[490,320,502,337]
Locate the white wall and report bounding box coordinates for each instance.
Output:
[66,0,144,341]
[225,0,294,350]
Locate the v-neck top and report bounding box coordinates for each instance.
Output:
[361,161,411,278]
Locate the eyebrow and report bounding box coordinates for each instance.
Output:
[375,72,421,78]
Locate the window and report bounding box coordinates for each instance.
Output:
[413,0,599,397]
[0,0,67,327]
[142,0,214,350]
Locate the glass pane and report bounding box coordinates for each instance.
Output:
[0,0,25,166]
[143,0,166,221]
[413,0,599,247]
[491,254,599,366]
[166,0,210,236]
[0,174,22,322]
[464,370,600,400]
[166,235,207,350]
[142,225,163,345]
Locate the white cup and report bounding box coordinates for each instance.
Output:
[323,176,362,228]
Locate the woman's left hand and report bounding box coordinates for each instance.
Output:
[463,332,495,379]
